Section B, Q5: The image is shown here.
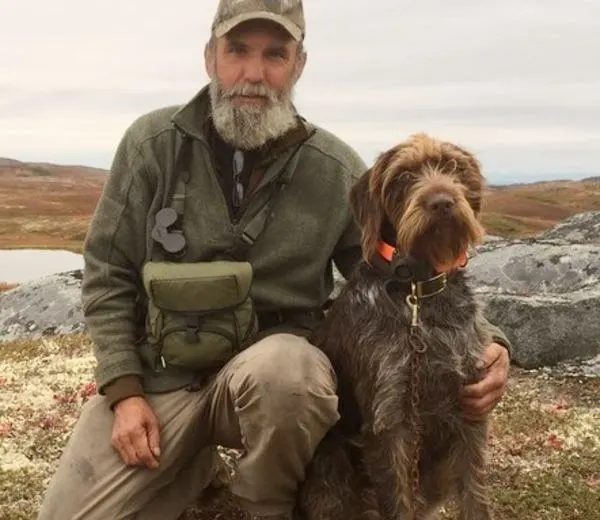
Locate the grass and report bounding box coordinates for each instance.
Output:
[481,213,543,239]
[481,180,600,237]
[482,374,600,519]
[0,163,100,254]
[0,334,92,363]
[0,216,88,253]
[0,467,49,520]
[28,166,52,177]
[0,334,598,520]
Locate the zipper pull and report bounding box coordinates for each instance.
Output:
[155,354,167,372]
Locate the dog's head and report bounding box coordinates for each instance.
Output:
[350,133,485,272]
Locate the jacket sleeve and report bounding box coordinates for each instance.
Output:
[332,218,363,280]
[81,126,154,407]
[332,161,366,279]
[478,314,513,358]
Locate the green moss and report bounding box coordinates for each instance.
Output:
[0,467,47,520]
[22,419,70,465]
[0,334,92,362]
[29,167,52,177]
[1,348,598,520]
[491,461,598,520]
[481,213,532,238]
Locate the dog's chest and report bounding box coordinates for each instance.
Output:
[383,284,484,421]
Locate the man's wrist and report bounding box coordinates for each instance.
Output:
[104,375,145,410]
[491,336,512,360]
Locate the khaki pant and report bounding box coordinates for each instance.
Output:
[37,333,340,519]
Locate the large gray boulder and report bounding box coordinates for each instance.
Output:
[0,270,86,342]
[537,210,600,244]
[468,239,600,368]
[470,211,600,368]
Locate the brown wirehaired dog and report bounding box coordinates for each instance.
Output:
[297,133,494,520]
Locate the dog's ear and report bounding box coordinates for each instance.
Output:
[350,148,398,262]
[444,142,485,215]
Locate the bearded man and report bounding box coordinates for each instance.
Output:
[37,1,513,519]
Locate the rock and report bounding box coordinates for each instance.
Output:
[537,210,600,244]
[545,353,600,379]
[3,213,600,372]
[468,240,600,368]
[0,270,86,342]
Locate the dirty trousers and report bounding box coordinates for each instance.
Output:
[36,333,340,519]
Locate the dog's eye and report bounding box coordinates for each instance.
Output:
[395,170,419,185]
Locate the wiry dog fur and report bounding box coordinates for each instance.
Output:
[297,134,494,520]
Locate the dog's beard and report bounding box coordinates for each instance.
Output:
[209,78,298,150]
[395,196,484,271]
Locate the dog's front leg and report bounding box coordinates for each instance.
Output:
[362,429,424,520]
[456,421,493,520]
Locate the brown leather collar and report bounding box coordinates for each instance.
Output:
[377,240,468,299]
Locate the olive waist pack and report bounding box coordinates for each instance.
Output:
[142,260,258,372]
[140,134,305,373]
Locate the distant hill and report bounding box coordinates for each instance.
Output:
[0,158,25,168]
[482,179,600,238]
[0,158,108,179]
[1,157,600,251]
[0,159,108,252]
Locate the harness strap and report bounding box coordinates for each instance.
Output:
[239,141,304,247]
[151,133,305,259]
[150,134,193,262]
[171,169,189,217]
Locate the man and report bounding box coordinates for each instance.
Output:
[37,1,511,519]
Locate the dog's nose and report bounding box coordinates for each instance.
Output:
[426,193,455,214]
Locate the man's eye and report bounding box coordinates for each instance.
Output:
[266,49,286,59]
[228,45,246,55]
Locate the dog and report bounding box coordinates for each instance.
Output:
[297,133,494,520]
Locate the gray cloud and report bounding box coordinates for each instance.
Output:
[1,0,598,184]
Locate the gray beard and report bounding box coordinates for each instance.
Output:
[209,80,298,150]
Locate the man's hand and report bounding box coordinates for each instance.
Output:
[112,396,161,469]
[460,342,510,422]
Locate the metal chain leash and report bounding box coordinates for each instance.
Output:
[405,282,428,519]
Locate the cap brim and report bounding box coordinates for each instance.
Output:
[213,11,303,41]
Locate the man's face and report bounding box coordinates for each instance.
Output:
[206,20,306,150]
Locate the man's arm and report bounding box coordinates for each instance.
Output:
[460,314,512,421]
[82,125,154,409]
[479,314,512,359]
[83,126,164,470]
[332,241,363,282]
[331,169,364,281]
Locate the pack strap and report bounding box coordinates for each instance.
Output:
[152,133,306,260]
[150,135,192,261]
[240,142,302,246]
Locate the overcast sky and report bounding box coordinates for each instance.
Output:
[1,0,599,184]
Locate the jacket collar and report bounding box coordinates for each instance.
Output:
[170,85,213,141]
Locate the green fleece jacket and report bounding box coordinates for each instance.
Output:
[82,86,511,407]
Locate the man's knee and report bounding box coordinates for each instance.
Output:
[228,333,339,425]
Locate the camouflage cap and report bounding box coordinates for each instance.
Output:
[212,0,305,41]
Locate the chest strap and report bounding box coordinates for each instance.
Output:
[150,135,306,261]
